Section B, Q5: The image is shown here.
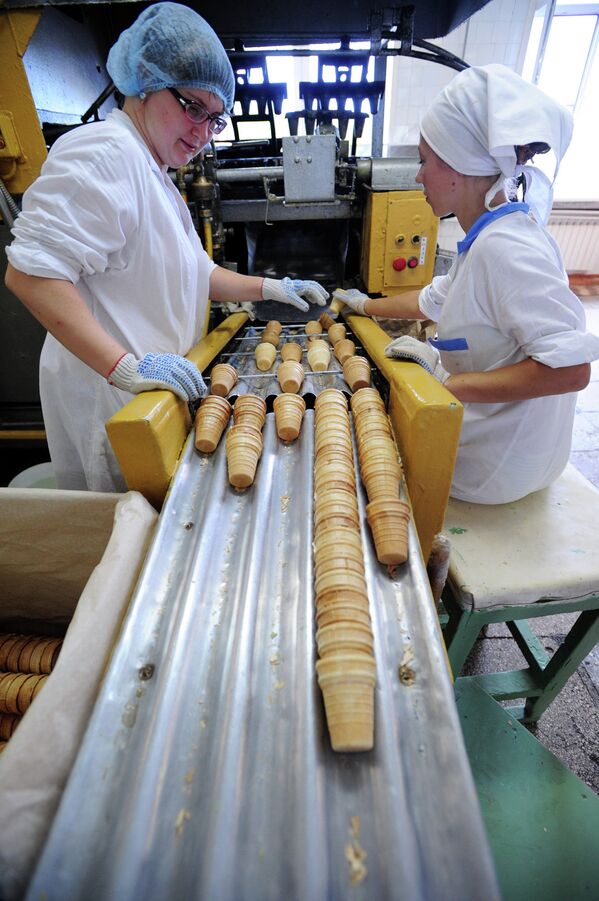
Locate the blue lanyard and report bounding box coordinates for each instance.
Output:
[457,202,530,254]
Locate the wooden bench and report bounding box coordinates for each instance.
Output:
[441,464,599,722]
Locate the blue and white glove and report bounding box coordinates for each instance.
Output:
[108,352,208,403]
[332,287,369,315]
[262,277,329,312]
[384,336,450,384]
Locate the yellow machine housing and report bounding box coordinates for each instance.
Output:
[360,188,438,295]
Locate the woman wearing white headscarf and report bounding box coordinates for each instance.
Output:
[4,2,327,492]
[334,64,599,504]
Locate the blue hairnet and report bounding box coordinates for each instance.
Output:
[107,2,235,111]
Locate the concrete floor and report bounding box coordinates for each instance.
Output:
[462,295,599,795]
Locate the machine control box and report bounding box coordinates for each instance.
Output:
[282,134,336,202]
[360,189,438,295]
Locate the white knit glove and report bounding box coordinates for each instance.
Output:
[332,288,369,315]
[108,352,207,402]
[384,336,450,383]
[262,277,329,312]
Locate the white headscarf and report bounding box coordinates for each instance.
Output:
[420,64,574,225]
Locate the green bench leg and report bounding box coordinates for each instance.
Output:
[522,609,599,722]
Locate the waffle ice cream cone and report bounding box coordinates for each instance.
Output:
[194,396,232,453]
[305,320,323,336]
[277,360,304,393]
[210,363,238,397]
[316,653,376,752]
[280,341,303,363]
[343,356,371,391]
[255,342,276,371]
[328,323,347,345]
[273,393,306,441]
[333,338,356,364]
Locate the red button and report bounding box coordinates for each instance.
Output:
[392,258,407,271]
[407,257,418,268]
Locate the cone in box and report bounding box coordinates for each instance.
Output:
[210,363,238,397]
[277,360,304,393]
[273,393,305,441]
[343,356,371,391]
[255,343,276,371]
[316,653,376,752]
[328,323,347,345]
[195,396,232,453]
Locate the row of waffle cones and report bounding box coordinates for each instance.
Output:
[312,315,372,392]
[313,389,376,753]
[0,633,62,675]
[195,391,307,459]
[0,632,60,753]
[351,388,410,566]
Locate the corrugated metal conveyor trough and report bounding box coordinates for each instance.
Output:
[28,322,499,901]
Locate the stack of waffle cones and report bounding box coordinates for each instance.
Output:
[0,632,62,753]
[226,394,266,489]
[313,388,375,752]
[307,338,331,372]
[273,393,306,442]
[277,359,304,394]
[333,338,356,365]
[194,396,232,453]
[210,362,238,397]
[351,388,410,566]
[328,322,346,346]
[261,320,282,347]
[342,355,371,391]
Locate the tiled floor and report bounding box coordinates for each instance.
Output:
[463,295,599,794]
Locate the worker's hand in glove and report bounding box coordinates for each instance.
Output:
[332,288,370,315]
[384,336,450,384]
[262,277,329,312]
[107,352,208,403]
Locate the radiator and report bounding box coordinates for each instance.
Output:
[547,211,599,273]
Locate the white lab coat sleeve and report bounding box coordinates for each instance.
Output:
[6,136,135,284]
[476,230,599,368]
[418,269,453,321]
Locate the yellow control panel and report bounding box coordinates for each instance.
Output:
[360,189,438,295]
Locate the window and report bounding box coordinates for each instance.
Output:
[523,2,599,203]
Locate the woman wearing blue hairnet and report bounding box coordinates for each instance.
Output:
[4,2,327,492]
[334,65,599,505]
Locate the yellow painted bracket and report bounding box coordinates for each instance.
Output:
[347,313,463,562]
[0,10,48,192]
[105,312,248,509]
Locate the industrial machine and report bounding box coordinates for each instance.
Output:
[0,2,506,898]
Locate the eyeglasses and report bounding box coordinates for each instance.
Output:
[167,87,228,135]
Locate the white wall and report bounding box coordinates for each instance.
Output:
[383,0,536,153]
[383,0,537,253]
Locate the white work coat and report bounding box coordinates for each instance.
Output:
[7,110,215,491]
[419,206,599,504]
